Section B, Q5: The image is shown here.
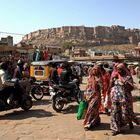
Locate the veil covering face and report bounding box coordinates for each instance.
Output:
[117,63,131,76]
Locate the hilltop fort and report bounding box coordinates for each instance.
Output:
[22,25,140,46]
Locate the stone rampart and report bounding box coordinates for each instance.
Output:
[22,25,140,46]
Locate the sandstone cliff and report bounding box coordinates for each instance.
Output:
[22,25,140,46]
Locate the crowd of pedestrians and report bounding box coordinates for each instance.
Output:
[82,61,139,136]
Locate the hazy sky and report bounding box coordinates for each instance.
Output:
[0,0,140,43]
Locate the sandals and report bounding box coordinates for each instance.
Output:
[84,124,90,131]
[84,127,90,131]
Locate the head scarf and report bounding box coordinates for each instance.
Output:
[116,63,125,69]
[90,65,101,76]
[111,63,119,79]
[116,63,131,76]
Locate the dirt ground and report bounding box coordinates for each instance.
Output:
[0,76,139,140]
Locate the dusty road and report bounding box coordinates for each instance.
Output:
[0,76,139,140]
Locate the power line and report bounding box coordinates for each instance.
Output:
[0,31,25,36]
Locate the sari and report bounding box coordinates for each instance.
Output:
[110,63,139,133]
[83,66,103,129]
[100,71,110,113]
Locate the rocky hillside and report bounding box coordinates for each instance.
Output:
[22,25,140,47]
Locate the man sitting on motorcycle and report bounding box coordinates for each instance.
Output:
[49,63,59,85]
[59,63,78,98]
[0,61,16,105]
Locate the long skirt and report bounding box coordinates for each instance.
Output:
[83,94,101,128]
[110,100,139,132]
[110,102,124,132]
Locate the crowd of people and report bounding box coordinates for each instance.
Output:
[0,56,31,106]
[44,60,140,136]
[0,55,139,136]
[0,56,30,81]
[82,62,139,136]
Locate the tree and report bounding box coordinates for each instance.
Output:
[61,41,73,51]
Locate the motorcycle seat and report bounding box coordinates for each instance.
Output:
[59,84,72,90]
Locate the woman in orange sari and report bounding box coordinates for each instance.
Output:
[83,66,103,130]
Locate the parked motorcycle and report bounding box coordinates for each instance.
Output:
[50,79,83,112]
[0,79,32,112]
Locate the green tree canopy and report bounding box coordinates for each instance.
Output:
[61,41,73,51]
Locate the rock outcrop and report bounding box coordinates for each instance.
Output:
[22,25,140,46]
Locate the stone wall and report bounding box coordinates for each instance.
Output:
[22,25,140,46]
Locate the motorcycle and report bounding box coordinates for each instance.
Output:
[50,79,83,112]
[30,79,45,101]
[0,79,32,112]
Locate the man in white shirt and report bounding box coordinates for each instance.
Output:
[0,62,15,105]
[0,68,5,89]
[0,61,8,89]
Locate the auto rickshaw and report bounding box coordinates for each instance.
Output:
[30,60,67,81]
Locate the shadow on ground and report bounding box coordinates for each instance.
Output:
[88,122,140,136]
[89,122,110,131]
[33,98,51,106]
[133,95,140,102]
[0,109,54,120]
[121,125,140,136]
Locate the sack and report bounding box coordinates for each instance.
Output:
[77,100,88,120]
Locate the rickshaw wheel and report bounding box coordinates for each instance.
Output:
[31,86,44,100]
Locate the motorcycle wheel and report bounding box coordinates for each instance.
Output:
[52,94,64,112]
[21,98,32,111]
[76,90,83,104]
[31,86,44,100]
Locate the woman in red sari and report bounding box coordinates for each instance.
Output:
[83,66,103,130]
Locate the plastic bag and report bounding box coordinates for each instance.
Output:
[77,100,88,120]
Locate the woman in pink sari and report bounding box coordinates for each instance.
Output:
[83,66,103,130]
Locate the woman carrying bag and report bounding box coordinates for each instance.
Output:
[83,66,103,131]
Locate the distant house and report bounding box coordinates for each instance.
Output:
[0,44,16,56]
[72,48,87,57]
[0,36,14,56]
[134,46,140,57]
[87,49,103,57]
[0,36,13,47]
[45,46,61,55]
